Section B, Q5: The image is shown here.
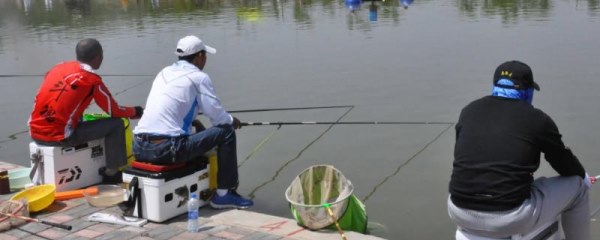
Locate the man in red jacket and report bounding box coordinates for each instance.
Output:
[28,38,143,179]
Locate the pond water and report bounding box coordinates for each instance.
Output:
[1,0,600,238]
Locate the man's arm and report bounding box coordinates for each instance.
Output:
[93,81,143,119]
[197,75,233,126]
[540,115,585,178]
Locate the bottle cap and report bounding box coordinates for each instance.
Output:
[190,193,198,199]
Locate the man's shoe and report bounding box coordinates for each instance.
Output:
[210,190,253,209]
[100,167,122,184]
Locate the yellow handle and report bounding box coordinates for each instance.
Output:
[325,206,347,240]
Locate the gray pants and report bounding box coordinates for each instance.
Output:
[448,176,590,240]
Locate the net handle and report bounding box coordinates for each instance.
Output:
[323,203,347,240]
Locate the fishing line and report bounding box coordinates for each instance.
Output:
[591,205,600,219]
[0,130,28,145]
[362,123,454,203]
[223,106,360,167]
[0,78,152,146]
[227,105,354,114]
[247,106,356,199]
[197,105,354,115]
[110,77,153,96]
[238,125,282,168]
[234,106,357,166]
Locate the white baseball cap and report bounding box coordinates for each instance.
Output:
[175,35,216,56]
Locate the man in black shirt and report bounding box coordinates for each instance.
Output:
[448,60,591,239]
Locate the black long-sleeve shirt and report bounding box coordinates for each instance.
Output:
[449,96,585,211]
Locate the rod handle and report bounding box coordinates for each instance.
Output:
[40,220,72,231]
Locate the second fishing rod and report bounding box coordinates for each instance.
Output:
[240,121,455,126]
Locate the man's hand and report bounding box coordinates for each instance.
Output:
[192,119,206,133]
[132,106,144,119]
[590,173,598,185]
[232,116,242,129]
[584,173,594,189]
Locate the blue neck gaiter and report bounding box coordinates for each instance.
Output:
[491,79,534,105]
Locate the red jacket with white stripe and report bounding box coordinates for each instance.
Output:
[29,61,136,142]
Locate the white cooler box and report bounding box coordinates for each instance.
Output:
[122,162,211,222]
[29,140,106,192]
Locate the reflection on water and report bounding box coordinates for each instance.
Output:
[293,0,312,28]
[3,0,595,43]
[0,0,597,49]
[369,1,378,21]
[456,0,555,24]
[3,0,598,35]
[401,0,414,9]
[579,0,600,16]
[65,0,92,16]
[345,0,362,12]
[45,0,52,11]
[344,0,413,23]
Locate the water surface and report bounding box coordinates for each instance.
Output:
[1,0,600,238]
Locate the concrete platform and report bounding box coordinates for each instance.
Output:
[0,162,383,240]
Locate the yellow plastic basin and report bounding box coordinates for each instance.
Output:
[10,184,56,212]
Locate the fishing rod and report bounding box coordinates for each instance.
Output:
[241,121,455,126]
[591,175,600,184]
[0,212,72,230]
[0,74,153,78]
[198,105,355,114]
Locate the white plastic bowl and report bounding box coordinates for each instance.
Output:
[83,185,126,208]
[8,168,32,190]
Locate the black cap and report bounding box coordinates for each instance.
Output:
[493,60,540,91]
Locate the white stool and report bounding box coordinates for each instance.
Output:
[121,161,210,222]
[29,139,106,191]
[456,229,510,240]
[455,218,560,240]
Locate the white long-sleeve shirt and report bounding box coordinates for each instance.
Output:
[133,60,233,136]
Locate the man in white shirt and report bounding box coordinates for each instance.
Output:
[133,35,252,209]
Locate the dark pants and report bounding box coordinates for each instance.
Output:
[133,125,238,189]
[34,118,127,170]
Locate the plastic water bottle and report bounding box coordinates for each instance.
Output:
[187,193,200,232]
